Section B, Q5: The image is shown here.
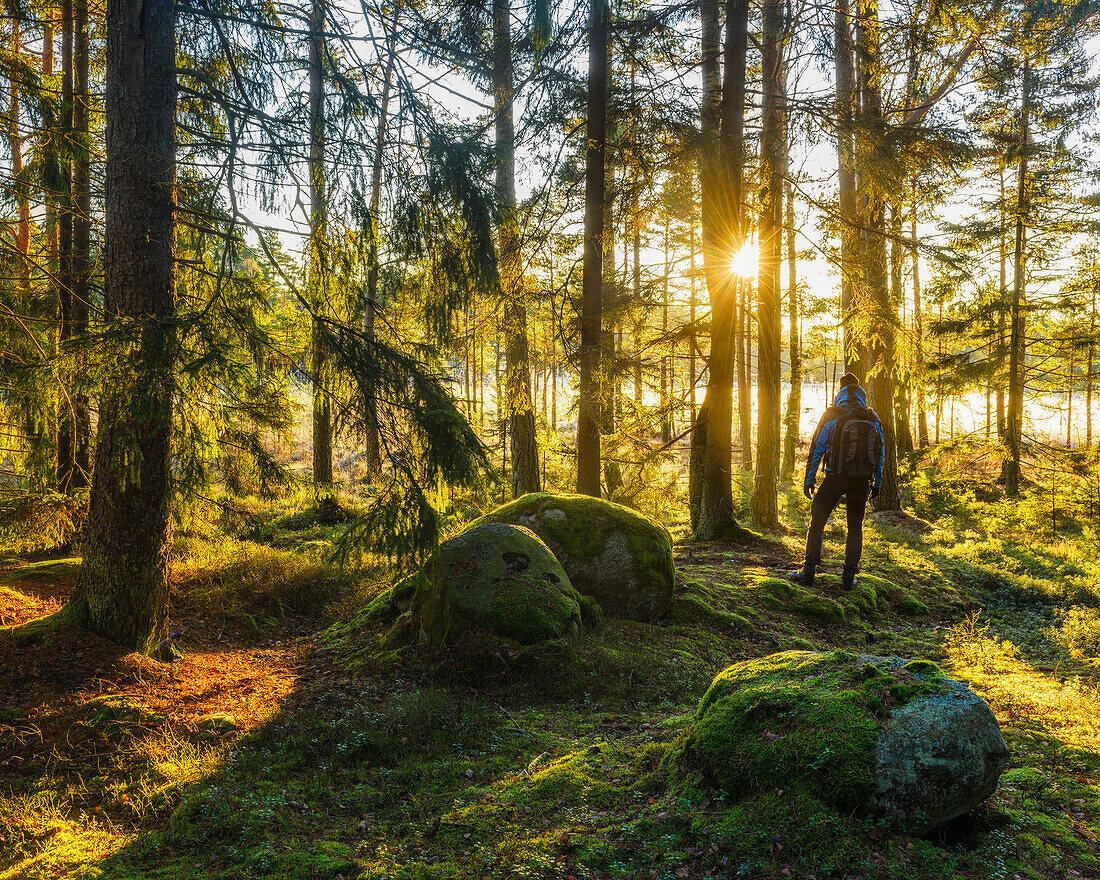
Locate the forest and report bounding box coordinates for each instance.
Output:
[2,0,1100,877]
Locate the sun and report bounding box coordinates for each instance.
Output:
[729,242,758,277]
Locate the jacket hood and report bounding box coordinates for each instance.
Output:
[833,384,867,408]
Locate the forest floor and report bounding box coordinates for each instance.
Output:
[2,480,1100,879]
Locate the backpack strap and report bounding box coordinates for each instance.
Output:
[805,405,843,484]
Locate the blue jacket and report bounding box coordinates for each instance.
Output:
[804,385,884,492]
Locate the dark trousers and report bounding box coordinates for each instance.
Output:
[805,473,871,574]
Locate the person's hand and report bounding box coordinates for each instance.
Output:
[870,486,880,500]
[803,483,815,501]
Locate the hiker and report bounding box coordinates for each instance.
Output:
[787,372,884,590]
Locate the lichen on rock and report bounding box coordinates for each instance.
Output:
[476,492,675,622]
[676,650,1009,836]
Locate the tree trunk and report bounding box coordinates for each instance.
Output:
[891,203,914,455]
[750,0,783,529]
[855,0,899,510]
[1002,61,1030,496]
[693,0,749,541]
[738,279,753,471]
[911,181,928,447]
[780,186,801,478]
[309,0,332,483]
[1067,348,1074,448]
[633,227,642,414]
[69,0,177,654]
[9,21,28,270]
[550,287,557,432]
[997,163,1007,438]
[661,212,671,443]
[55,0,91,492]
[689,213,698,423]
[364,10,397,482]
[493,0,539,497]
[1089,287,1094,448]
[835,0,861,375]
[576,0,608,496]
[58,0,74,481]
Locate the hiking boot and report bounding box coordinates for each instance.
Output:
[841,567,858,591]
[785,564,816,587]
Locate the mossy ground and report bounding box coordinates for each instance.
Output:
[2,482,1099,879]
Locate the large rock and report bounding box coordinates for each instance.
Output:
[477,493,674,622]
[678,651,1009,836]
[413,522,595,645]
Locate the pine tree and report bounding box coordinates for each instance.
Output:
[577,0,609,497]
[692,0,750,541]
[69,0,178,653]
[750,0,784,528]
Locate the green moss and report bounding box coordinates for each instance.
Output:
[895,595,930,616]
[511,751,615,807]
[672,593,752,632]
[577,593,604,626]
[699,789,872,866]
[753,576,845,622]
[488,575,579,643]
[411,522,584,645]
[678,650,949,814]
[902,659,942,677]
[479,493,671,571]
[1,556,82,583]
[755,577,795,606]
[2,604,83,640]
[790,593,847,622]
[476,493,675,620]
[803,575,883,622]
[860,575,930,616]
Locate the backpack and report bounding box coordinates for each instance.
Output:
[828,405,882,479]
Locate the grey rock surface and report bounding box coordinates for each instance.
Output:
[866,658,1011,835]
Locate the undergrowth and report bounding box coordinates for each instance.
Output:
[1,482,1099,879]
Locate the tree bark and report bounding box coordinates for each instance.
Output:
[891,203,914,455]
[693,0,749,540]
[997,162,1007,438]
[364,10,397,482]
[69,0,177,654]
[633,226,642,414]
[1089,286,1094,448]
[738,278,753,471]
[56,0,91,492]
[550,286,557,431]
[1002,61,1030,496]
[781,180,801,480]
[576,0,608,496]
[689,210,697,423]
[750,0,783,529]
[911,180,928,447]
[494,0,540,497]
[855,0,899,510]
[661,212,671,443]
[835,0,861,375]
[309,0,332,483]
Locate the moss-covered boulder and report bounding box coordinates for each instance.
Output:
[477,493,674,622]
[678,651,1009,836]
[413,522,591,645]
